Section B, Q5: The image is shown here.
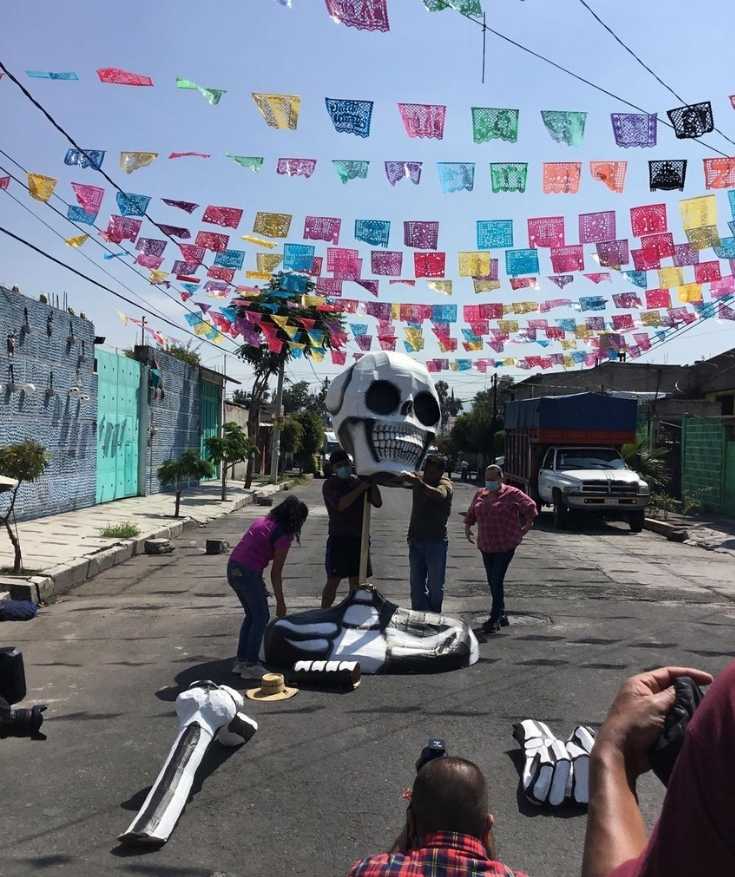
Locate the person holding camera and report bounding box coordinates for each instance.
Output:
[321,449,382,608]
[347,756,526,876]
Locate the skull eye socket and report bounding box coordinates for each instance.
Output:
[365,380,401,416]
[414,391,440,427]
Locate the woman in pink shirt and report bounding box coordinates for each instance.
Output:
[464,465,537,634]
[227,495,308,677]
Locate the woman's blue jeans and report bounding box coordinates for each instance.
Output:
[227,561,269,663]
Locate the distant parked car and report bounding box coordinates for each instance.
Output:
[320,431,342,478]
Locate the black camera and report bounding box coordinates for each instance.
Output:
[416,737,447,772]
[0,647,46,740]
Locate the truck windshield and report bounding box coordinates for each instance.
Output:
[556,449,625,471]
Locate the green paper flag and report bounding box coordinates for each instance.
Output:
[423,0,482,12]
[541,110,587,146]
[225,154,264,171]
[333,160,370,183]
[176,77,226,106]
[490,162,528,193]
[472,107,519,143]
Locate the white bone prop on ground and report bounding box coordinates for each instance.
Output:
[512,720,596,807]
[325,352,441,477]
[118,682,257,846]
[264,586,478,674]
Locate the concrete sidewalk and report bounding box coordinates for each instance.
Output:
[0,477,300,598]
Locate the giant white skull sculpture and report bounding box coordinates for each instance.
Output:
[326,352,441,477]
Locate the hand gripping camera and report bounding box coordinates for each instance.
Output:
[0,647,47,740]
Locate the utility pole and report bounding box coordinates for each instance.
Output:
[489,372,498,464]
[140,316,146,347]
[269,356,286,483]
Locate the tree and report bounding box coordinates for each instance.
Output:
[206,422,255,501]
[294,410,325,473]
[166,342,201,367]
[231,387,270,406]
[157,450,214,518]
[280,416,305,459]
[435,380,463,432]
[0,440,49,573]
[281,381,312,414]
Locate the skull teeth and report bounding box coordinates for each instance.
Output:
[370,424,426,466]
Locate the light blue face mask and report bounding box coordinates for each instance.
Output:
[485,480,500,491]
[336,465,352,480]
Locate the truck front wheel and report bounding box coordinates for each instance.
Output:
[629,510,645,533]
[552,490,568,530]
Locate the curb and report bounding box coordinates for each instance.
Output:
[8,479,298,601]
[643,517,689,542]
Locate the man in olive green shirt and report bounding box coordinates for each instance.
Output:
[401,454,453,613]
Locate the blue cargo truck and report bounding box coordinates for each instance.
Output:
[503,393,650,531]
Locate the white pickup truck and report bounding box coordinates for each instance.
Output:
[536,446,650,531]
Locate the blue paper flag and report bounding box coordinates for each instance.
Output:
[714,237,735,259]
[557,318,576,332]
[324,98,373,137]
[64,148,105,170]
[455,359,473,371]
[624,270,648,288]
[355,219,390,248]
[67,205,97,225]
[437,162,475,193]
[26,70,79,80]
[181,283,200,295]
[431,304,457,322]
[461,328,481,342]
[693,302,716,318]
[536,340,551,348]
[184,313,206,327]
[219,306,238,322]
[279,273,310,293]
[103,251,127,260]
[350,323,369,336]
[579,296,608,311]
[572,351,587,363]
[283,243,315,272]
[505,248,539,276]
[477,219,513,249]
[728,190,735,218]
[213,249,245,270]
[116,192,151,216]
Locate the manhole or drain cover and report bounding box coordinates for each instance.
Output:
[462,611,552,627]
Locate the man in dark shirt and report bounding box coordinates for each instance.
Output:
[347,756,527,876]
[402,454,453,613]
[321,449,382,608]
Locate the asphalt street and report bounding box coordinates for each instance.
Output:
[3,478,735,877]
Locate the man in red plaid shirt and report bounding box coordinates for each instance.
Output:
[347,757,527,877]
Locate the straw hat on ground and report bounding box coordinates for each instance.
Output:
[245,672,298,702]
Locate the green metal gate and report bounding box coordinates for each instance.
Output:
[200,378,221,479]
[724,441,735,516]
[96,349,141,503]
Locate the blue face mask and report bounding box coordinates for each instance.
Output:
[336,465,352,480]
[485,480,500,491]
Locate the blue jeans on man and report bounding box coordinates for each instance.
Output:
[227,561,269,663]
[409,540,448,613]
[481,549,515,625]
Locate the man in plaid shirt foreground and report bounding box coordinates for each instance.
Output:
[348,757,527,877]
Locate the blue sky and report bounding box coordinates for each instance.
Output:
[1,0,734,401]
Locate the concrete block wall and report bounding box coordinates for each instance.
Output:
[682,416,725,512]
[0,286,98,521]
[135,346,203,496]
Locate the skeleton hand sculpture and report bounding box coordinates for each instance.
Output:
[119,682,257,846]
[513,720,595,807]
[264,586,478,674]
[325,352,441,478]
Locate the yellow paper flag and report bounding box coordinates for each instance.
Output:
[658,267,683,289]
[428,280,453,295]
[270,315,290,329]
[563,355,574,369]
[561,339,577,350]
[256,252,283,273]
[253,212,292,238]
[498,320,519,333]
[149,269,168,284]
[28,173,57,202]
[65,233,88,248]
[281,324,301,339]
[677,283,702,303]
[575,326,591,339]
[241,234,276,249]
[391,303,401,320]
[511,301,538,314]
[309,348,325,363]
[641,310,661,326]
[251,93,301,130]
[474,280,500,294]
[287,341,306,351]
[458,251,491,277]
[679,194,717,230]
[119,151,158,174]
[686,225,720,251]
[245,270,272,281]
[464,340,483,351]
[503,357,516,367]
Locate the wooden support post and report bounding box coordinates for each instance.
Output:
[358,489,371,584]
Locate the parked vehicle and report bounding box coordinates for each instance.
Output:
[503,393,649,532]
[320,431,342,477]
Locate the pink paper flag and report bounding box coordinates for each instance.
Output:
[0,176,9,190]
[579,210,616,244]
[398,103,446,139]
[158,224,190,239]
[169,152,211,159]
[673,243,700,267]
[309,256,323,276]
[414,252,446,278]
[613,292,642,309]
[612,314,635,331]
[640,232,675,259]
[703,157,735,189]
[404,220,439,249]
[527,216,565,248]
[195,230,230,252]
[103,215,141,244]
[97,67,153,86]
[333,258,363,281]
[645,289,672,308]
[71,182,104,213]
[694,261,722,283]
[549,275,574,289]
[550,245,584,273]
[325,0,389,31]
[356,279,379,297]
[710,276,735,299]
[203,205,243,228]
[304,216,341,244]
[371,251,403,276]
[510,277,537,290]
[630,203,667,236]
[583,273,611,284]
[331,349,347,365]
[178,244,205,264]
[631,247,661,271]
[316,277,344,296]
[136,253,163,269]
[162,198,199,213]
[276,158,317,178]
[208,266,235,282]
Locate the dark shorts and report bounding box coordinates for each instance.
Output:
[325,534,371,579]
